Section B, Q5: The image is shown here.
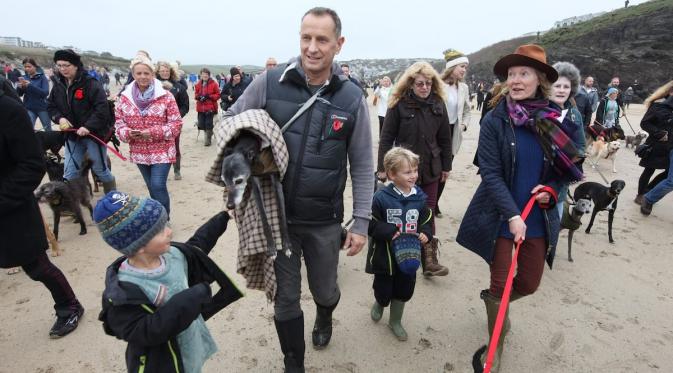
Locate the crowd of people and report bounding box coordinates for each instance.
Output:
[2,6,673,373]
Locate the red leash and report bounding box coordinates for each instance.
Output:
[62,128,127,161]
[483,186,557,373]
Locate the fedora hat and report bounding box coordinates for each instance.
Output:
[493,44,558,82]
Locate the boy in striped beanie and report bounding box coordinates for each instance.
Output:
[95,191,243,373]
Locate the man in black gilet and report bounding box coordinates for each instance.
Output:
[224,7,374,373]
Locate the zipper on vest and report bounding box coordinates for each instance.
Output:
[287,105,315,220]
[316,110,329,154]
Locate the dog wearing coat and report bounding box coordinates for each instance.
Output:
[560,198,593,262]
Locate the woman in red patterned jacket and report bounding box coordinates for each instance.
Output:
[195,68,220,146]
[115,53,182,217]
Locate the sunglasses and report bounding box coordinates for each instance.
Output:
[414,81,432,88]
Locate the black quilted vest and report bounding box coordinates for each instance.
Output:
[265,64,362,224]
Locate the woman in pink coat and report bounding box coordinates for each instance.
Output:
[115,53,182,217]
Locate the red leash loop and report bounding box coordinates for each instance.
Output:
[62,128,127,161]
[483,186,556,373]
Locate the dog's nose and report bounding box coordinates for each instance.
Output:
[227,202,235,210]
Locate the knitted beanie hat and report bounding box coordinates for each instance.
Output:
[94,191,168,256]
[130,52,155,73]
[392,233,422,275]
[443,49,469,70]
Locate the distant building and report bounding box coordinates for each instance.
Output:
[0,36,22,47]
[553,12,606,28]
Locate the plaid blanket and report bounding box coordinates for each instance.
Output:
[205,109,289,301]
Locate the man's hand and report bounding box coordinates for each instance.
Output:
[76,127,90,137]
[440,171,450,182]
[376,171,387,181]
[343,231,366,256]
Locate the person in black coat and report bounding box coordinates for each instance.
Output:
[0,76,84,338]
[220,67,249,111]
[157,61,190,180]
[635,81,673,204]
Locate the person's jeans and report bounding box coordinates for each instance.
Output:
[27,110,52,131]
[137,163,172,216]
[644,150,673,205]
[64,138,114,182]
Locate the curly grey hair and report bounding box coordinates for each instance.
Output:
[552,61,581,98]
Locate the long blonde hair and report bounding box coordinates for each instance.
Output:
[441,65,465,85]
[644,80,673,108]
[389,61,445,108]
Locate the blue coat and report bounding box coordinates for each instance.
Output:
[366,184,433,275]
[456,99,563,268]
[16,73,49,112]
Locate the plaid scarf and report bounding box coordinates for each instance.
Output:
[506,95,584,182]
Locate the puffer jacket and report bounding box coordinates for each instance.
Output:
[16,72,50,112]
[195,78,220,113]
[378,91,452,184]
[115,80,182,165]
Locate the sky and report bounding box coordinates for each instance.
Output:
[2,0,650,66]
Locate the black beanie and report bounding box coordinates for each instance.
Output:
[53,49,82,67]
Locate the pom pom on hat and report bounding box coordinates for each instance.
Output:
[443,49,469,69]
[94,191,167,256]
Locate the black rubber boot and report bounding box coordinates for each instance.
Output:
[274,314,305,373]
[312,298,339,350]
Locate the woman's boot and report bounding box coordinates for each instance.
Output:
[421,238,449,276]
[173,155,182,180]
[388,299,408,341]
[472,289,523,373]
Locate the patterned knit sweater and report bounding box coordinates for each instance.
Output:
[115,80,183,165]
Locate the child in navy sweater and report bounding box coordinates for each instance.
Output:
[366,147,433,341]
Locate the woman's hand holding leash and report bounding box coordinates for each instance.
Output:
[531,184,551,205]
[76,127,90,137]
[508,217,526,243]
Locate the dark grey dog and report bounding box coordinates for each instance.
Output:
[625,131,648,149]
[573,180,626,244]
[220,130,291,257]
[560,198,593,262]
[35,163,93,240]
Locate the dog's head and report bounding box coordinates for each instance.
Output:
[573,198,593,214]
[45,154,64,181]
[34,182,66,205]
[608,141,622,152]
[636,131,648,141]
[609,179,626,195]
[221,150,252,210]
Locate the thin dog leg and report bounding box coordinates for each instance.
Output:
[608,208,615,244]
[270,173,292,257]
[251,176,276,257]
[41,209,61,256]
[53,211,60,241]
[72,204,87,236]
[585,210,598,234]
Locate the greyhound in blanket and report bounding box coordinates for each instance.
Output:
[221,130,291,257]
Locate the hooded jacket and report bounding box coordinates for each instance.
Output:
[16,72,50,112]
[366,184,433,275]
[639,97,673,170]
[47,69,110,140]
[99,211,243,373]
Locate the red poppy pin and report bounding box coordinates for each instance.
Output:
[74,88,84,100]
[332,119,343,132]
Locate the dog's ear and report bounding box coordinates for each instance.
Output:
[245,149,256,161]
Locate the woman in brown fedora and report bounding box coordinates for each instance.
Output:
[456,44,584,372]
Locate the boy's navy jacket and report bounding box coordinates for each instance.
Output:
[99,211,244,373]
[366,184,433,275]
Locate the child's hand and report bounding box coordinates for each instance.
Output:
[418,233,429,244]
[391,231,400,241]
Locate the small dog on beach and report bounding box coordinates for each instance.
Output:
[34,162,94,240]
[560,198,593,262]
[588,136,622,173]
[573,180,626,244]
[625,130,648,149]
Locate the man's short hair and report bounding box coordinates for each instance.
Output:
[340,63,349,68]
[302,7,342,38]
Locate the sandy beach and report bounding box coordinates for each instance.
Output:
[1,85,672,373]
